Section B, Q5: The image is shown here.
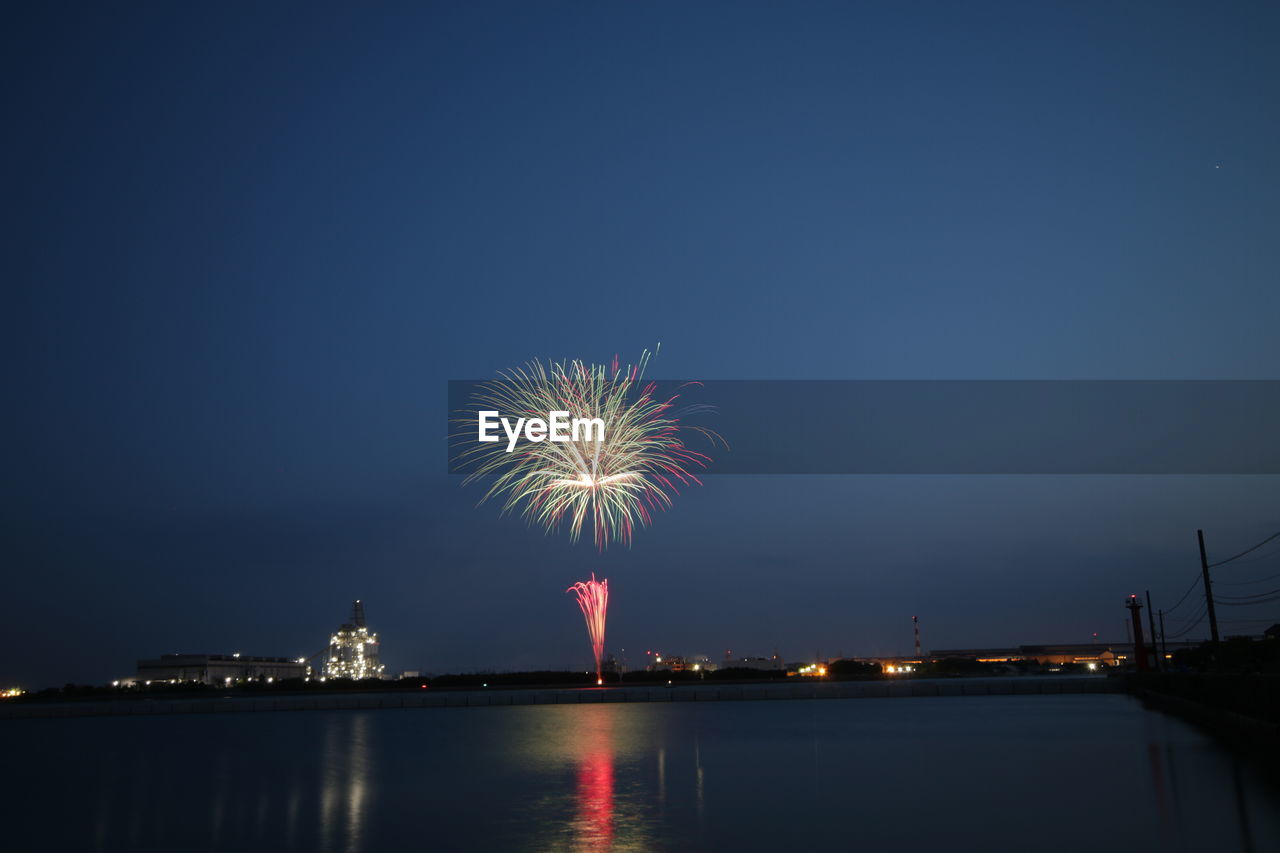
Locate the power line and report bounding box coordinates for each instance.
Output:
[1167,605,1206,624]
[1207,527,1280,568]
[1166,598,1206,625]
[1216,593,1280,607]
[1214,542,1280,567]
[1165,619,1206,639]
[1164,606,1207,639]
[1214,588,1280,602]
[1216,568,1280,587]
[1149,529,1279,647]
[1164,571,1204,614]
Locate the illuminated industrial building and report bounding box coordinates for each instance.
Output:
[857,640,1208,673]
[721,655,784,671]
[792,663,828,677]
[642,653,718,673]
[323,600,385,680]
[135,653,306,685]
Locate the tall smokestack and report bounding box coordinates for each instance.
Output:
[352,599,366,628]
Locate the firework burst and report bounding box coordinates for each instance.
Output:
[568,573,609,685]
[456,348,718,548]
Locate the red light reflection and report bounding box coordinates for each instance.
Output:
[574,712,615,848]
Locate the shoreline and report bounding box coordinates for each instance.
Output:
[0,674,1122,721]
[1128,673,1280,760]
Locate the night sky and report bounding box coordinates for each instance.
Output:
[5,3,1280,688]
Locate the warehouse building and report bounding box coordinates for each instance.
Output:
[135,653,306,686]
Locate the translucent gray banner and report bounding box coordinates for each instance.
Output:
[448,380,1280,474]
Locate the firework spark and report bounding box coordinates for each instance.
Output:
[568,574,609,685]
[456,348,718,548]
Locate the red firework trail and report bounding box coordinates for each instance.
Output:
[567,574,609,685]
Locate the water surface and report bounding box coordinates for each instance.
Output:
[4,692,1275,851]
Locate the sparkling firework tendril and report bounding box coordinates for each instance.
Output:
[455,348,719,548]
[568,574,608,685]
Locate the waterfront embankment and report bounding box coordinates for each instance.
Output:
[1129,673,1280,756]
[0,674,1121,720]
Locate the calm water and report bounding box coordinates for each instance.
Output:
[3,692,1276,851]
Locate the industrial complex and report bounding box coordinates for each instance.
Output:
[321,600,385,680]
[127,600,385,686]
[115,606,1255,689]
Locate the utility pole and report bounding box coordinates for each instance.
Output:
[1158,610,1168,663]
[1145,590,1159,671]
[1196,529,1221,643]
[1125,595,1149,671]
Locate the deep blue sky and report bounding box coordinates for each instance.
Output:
[5,3,1280,687]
